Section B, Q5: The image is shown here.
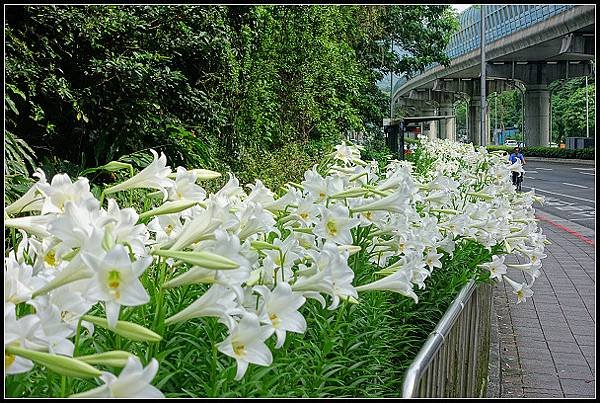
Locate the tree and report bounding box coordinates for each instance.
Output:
[5,5,460,174]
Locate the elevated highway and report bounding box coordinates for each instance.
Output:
[392,5,595,146]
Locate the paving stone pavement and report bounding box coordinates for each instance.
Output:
[489,209,595,398]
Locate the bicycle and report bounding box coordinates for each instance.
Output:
[513,171,523,191]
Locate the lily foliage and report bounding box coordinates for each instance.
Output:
[4,139,545,397]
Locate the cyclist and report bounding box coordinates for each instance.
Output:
[508,146,526,186]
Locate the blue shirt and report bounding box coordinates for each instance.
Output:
[509,152,524,164]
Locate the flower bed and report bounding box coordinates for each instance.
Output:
[5,139,546,397]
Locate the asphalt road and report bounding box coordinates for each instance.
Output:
[520,160,596,231]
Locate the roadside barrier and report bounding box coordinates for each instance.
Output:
[402,279,493,397]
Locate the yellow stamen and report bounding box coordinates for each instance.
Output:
[107,270,121,289]
[233,344,246,357]
[326,220,338,237]
[44,250,57,267]
[269,313,280,328]
[5,353,16,368]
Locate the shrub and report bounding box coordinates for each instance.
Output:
[486,145,595,160]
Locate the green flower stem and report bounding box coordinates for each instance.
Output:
[60,375,67,398]
[149,257,168,360]
[211,336,218,397]
[99,190,106,208]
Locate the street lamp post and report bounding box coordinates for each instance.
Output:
[585,74,589,138]
[390,38,394,121]
[480,4,487,146]
[494,93,497,144]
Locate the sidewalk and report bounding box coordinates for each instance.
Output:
[488,210,596,398]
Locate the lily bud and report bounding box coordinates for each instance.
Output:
[100,161,134,173]
[6,345,101,378]
[467,192,494,201]
[337,245,361,256]
[192,169,222,181]
[76,351,135,368]
[82,315,162,342]
[329,188,368,200]
[138,200,198,221]
[250,241,281,251]
[151,250,239,270]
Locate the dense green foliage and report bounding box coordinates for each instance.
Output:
[486,145,595,160]
[5,4,459,182]
[549,76,596,143]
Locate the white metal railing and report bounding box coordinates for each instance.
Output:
[401,279,493,398]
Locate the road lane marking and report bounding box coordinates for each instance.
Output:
[545,217,595,222]
[562,182,588,189]
[536,167,553,171]
[579,172,595,176]
[526,170,539,174]
[555,205,584,211]
[521,187,595,204]
[572,168,595,171]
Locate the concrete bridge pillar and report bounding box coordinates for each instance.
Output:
[438,104,456,141]
[419,107,438,140]
[468,99,491,146]
[524,85,551,147]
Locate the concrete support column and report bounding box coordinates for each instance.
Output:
[524,85,550,147]
[421,108,437,140]
[468,99,490,146]
[468,100,481,145]
[438,104,456,141]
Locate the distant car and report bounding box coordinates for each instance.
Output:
[504,139,518,147]
[549,142,558,148]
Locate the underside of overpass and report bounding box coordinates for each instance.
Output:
[392,5,595,147]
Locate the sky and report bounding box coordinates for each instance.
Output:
[452,4,473,13]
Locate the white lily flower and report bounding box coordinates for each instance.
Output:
[478,255,508,281]
[5,253,39,305]
[424,250,443,271]
[217,313,274,380]
[302,168,344,203]
[147,214,184,244]
[168,167,207,202]
[503,276,534,304]
[70,357,163,398]
[313,205,359,245]
[27,302,75,356]
[5,214,55,239]
[105,198,149,256]
[355,267,418,303]
[508,159,524,174]
[47,198,113,255]
[254,283,307,348]
[37,174,95,215]
[104,149,174,202]
[4,305,47,375]
[5,168,47,215]
[165,285,240,328]
[80,245,152,328]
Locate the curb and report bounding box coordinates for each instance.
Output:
[486,297,500,398]
[534,208,596,241]
[525,157,596,165]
